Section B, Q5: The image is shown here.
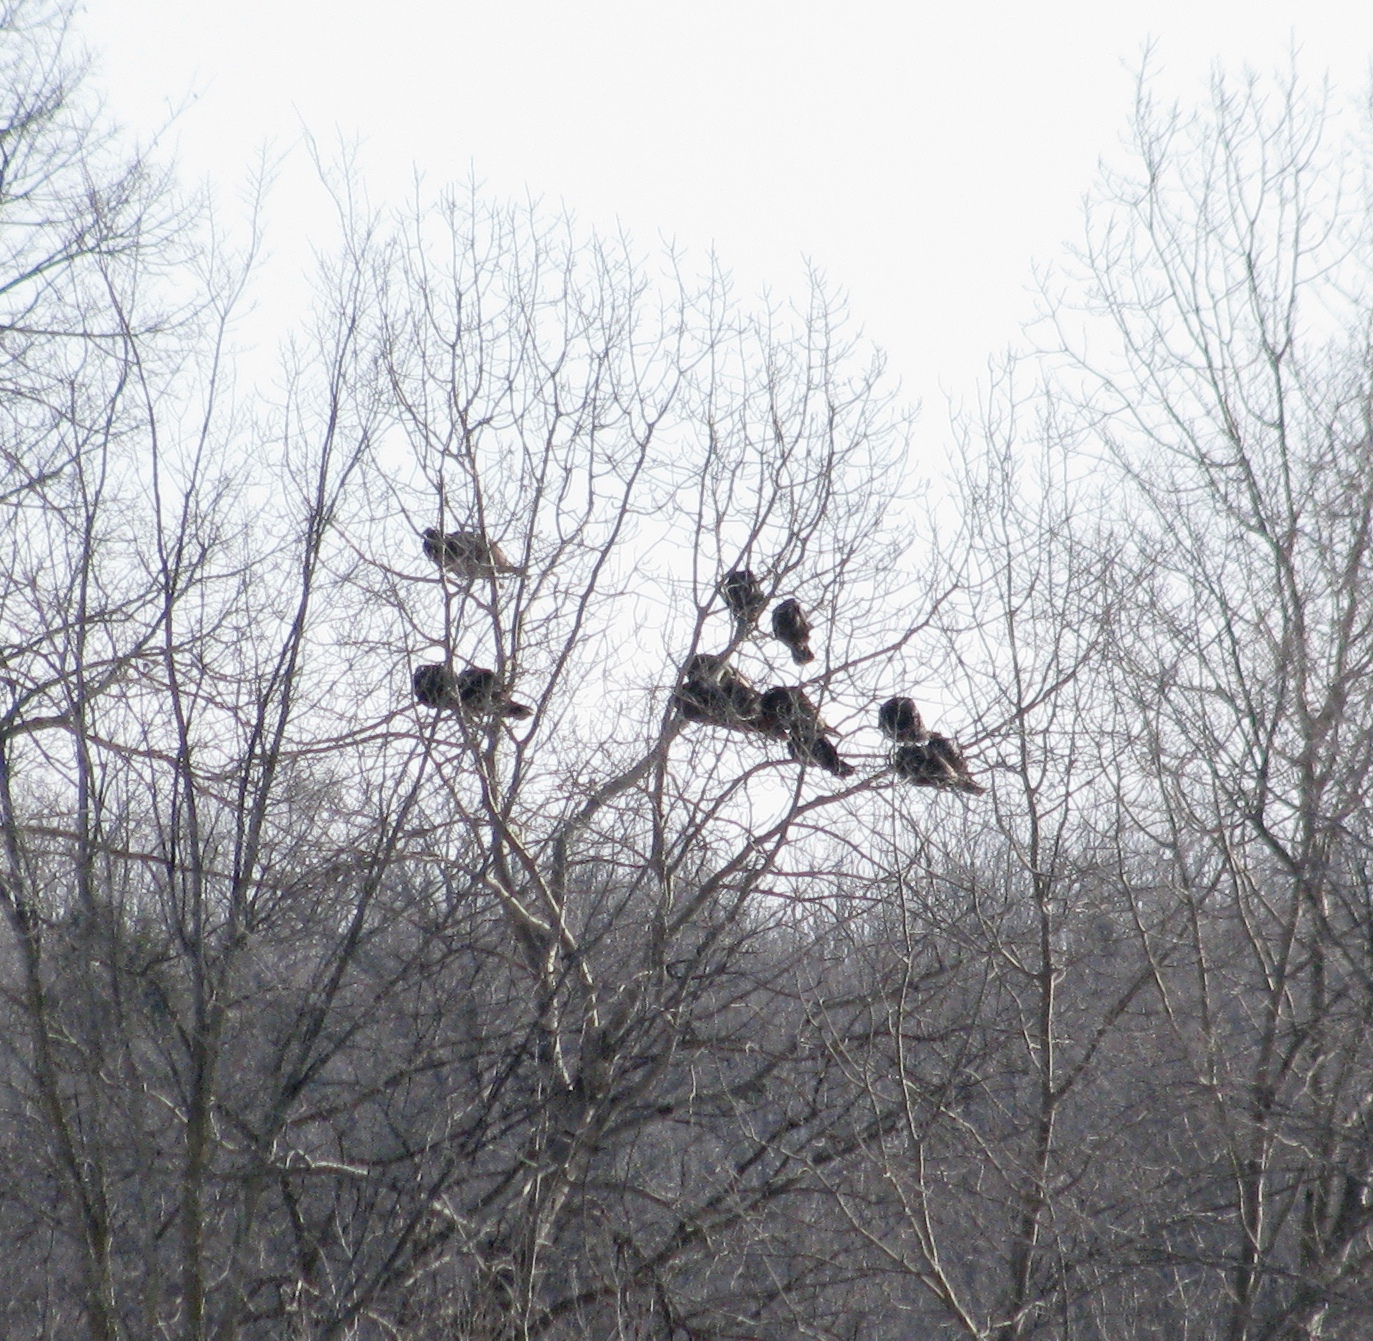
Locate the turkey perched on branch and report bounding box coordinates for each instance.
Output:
[422,527,521,578]
[877,696,923,743]
[892,734,983,793]
[674,653,763,732]
[759,686,854,778]
[413,664,533,719]
[454,667,533,719]
[413,663,462,710]
[771,599,814,664]
[720,569,767,634]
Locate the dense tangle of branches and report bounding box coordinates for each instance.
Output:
[4,9,1373,1338]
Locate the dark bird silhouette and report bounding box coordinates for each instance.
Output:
[757,686,840,737]
[893,734,983,793]
[413,663,462,710]
[878,696,924,743]
[454,666,534,719]
[757,685,808,736]
[674,653,763,731]
[793,732,854,778]
[759,685,854,778]
[413,663,532,719]
[720,568,767,633]
[423,527,521,578]
[771,598,815,664]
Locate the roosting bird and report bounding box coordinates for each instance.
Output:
[674,653,763,731]
[720,568,767,633]
[413,663,462,710]
[412,663,532,719]
[453,666,534,719]
[878,696,924,743]
[770,599,815,664]
[757,685,810,737]
[892,734,983,794]
[759,686,855,778]
[422,527,521,578]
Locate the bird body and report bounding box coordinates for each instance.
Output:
[893,734,983,793]
[757,685,811,736]
[454,666,533,718]
[720,568,767,632]
[423,527,521,578]
[787,732,853,777]
[413,663,461,710]
[759,685,854,777]
[413,663,532,719]
[675,653,763,731]
[771,598,814,664]
[878,696,924,743]
[758,686,838,736]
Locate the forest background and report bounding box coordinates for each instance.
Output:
[5,2,1373,1337]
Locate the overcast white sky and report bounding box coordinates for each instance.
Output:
[79,1,1373,437]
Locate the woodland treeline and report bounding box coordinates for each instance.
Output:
[4,5,1373,1337]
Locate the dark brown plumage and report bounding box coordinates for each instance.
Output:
[720,568,767,632]
[791,732,854,777]
[892,734,983,794]
[423,527,521,578]
[878,696,924,743]
[413,663,461,710]
[770,598,815,664]
[759,685,854,778]
[674,653,763,731]
[413,663,532,719]
[454,666,533,719]
[757,685,809,736]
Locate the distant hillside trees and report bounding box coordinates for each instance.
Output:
[3,9,1373,1339]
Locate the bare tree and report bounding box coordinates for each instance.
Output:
[815,380,1171,1340]
[808,64,1373,1341]
[1049,64,1373,1341]
[293,183,930,1338]
[14,11,1373,1340]
[0,15,935,1332]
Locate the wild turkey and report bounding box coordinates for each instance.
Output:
[454,666,533,719]
[878,696,924,743]
[413,663,532,719]
[422,527,521,578]
[757,685,808,737]
[771,599,815,664]
[674,653,763,731]
[892,734,983,793]
[720,569,767,634]
[413,663,462,710]
[759,685,854,778]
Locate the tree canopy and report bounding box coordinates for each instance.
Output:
[4,9,1373,1339]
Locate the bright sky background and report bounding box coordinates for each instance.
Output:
[79,1,1373,451]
